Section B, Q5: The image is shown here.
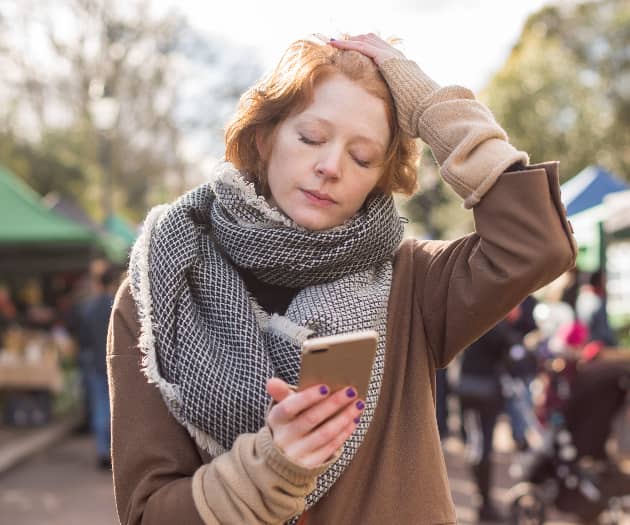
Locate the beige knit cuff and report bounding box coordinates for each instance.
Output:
[192,467,215,524]
[379,57,530,207]
[257,425,339,485]
[378,58,440,137]
[447,139,529,208]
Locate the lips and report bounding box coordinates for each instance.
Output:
[302,189,336,206]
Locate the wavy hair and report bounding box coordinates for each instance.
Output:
[224,36,419,195]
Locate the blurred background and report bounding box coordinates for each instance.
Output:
[0,0,629,523]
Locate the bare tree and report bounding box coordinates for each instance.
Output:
[0,0,261,220]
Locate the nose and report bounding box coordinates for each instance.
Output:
[315,146,342,180]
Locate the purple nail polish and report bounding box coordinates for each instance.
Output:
[330,37,336,42]
[346,387,356,398]
[356,400,365,410]
[319,385,329,395]
[353,416,361,424]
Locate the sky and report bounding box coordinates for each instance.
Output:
[161,0,562,91]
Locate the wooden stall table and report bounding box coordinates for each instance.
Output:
[0,353,63,426]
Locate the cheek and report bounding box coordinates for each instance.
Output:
[268,140,302,183]
[273,130,303,160]
[266,142,292,187]
[352,173,381,201]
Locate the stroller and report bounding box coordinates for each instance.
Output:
[507,353,630,524]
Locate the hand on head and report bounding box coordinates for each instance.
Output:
[328,33,406,66]
[266,377,365,468]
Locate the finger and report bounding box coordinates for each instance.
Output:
[271,387,360,449]
[297,418,358,468]
[328,38,393,65]
[266,377,293,404]
[267,383,330,426]
[284,397,365,458]
[361,33,385,44]
[290,386,361,438]
[329,39,372,54]
[335,34,385,49]
[329,35,404,64]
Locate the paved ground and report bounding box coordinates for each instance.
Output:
[443,417,630,525]
[0,433,117,525]
[0,421,629,524]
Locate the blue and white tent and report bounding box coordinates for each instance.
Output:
[559,166,629,271]
[560,165,628,217]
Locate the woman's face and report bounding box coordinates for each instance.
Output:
[261,73,390,231]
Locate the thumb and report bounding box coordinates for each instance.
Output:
[266,377,293,403]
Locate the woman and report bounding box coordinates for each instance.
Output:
[108,34,576,524]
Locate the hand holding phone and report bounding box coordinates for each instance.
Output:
[265,331,377,468]
[266,378,365,468]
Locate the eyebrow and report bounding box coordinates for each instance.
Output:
[299,115,387,153]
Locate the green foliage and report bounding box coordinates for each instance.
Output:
[481,0,630,181]
[403,0,630,236]
[0,127,97,207]
[400,149,473,239]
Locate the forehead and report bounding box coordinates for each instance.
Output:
[293,74,390,151]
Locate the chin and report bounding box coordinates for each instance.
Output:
[291,212,339,231]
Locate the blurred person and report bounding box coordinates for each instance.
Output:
[536,321,589,426]
[0,283,17,331]
[108,33,576,524]
[560,266,580,312]
[503,296,539,451]
[67,270,98,433]
[77,267,118,468]
[576,270,617,347]
[507,325,630,524]
[456,315,521,522]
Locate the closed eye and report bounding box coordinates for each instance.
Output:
[299,135,321,146]
[353,157,371,168]
[300,134,372,168]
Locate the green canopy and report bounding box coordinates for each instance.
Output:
[96,231,129,265]
[0,166,131,271]
[0,166,93,245]
[104,213,137,247]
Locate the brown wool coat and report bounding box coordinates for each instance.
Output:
[107,161,576,525]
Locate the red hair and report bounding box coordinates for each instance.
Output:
[224,37,419,195]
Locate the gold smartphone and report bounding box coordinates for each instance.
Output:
[298,330,378,400]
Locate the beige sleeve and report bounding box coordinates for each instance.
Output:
[379,58,529,208]
[192,426,336,525]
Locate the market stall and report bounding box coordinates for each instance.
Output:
[560,165,629,272]
[0,166,116,425]
[0,167,128,272]
[604,190,630,328]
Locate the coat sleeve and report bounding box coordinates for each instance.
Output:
[107,281,328,525]
[413,162,577,368]
[378,58,576,367]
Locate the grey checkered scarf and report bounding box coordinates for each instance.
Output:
[128,161,403,517]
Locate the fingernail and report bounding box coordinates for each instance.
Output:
[356,400,365,410]
[319,385,329,395]
[330,37,336,42]
[353,416,361,424]
[346,387,356,398]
